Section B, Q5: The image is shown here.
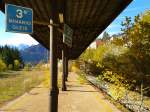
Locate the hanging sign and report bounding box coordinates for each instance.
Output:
[5,4,33,34]
[63,24,73,47]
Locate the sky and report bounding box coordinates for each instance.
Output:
[103,0,150,36]
[0,0,150,46]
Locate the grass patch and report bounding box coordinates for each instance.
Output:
[0,70,45,107]
[42,70,62,88]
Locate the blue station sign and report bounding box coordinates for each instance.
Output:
[5,4,33,34]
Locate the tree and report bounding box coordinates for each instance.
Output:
[142,10,150,23]
[131,12,150,108]
[80,48,95,62]
[8,64,13,70]
[0,59,7,71]
[0,45,22,70]
[14,60,20,70]
[121,16,133,47]
[102,31,110,42]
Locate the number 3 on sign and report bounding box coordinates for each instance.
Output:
[16,9,23,19]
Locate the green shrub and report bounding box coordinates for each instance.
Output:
[24,63,32,71]
[0,59,7,71]
[8,64,13,70]
[14,60,20,70]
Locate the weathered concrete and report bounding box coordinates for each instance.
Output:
[0,73,121,112]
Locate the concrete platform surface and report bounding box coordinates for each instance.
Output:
[0,73,121,112]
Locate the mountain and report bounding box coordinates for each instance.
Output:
[20,44,49,64]
[17,44,30,50]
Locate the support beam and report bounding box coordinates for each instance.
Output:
[49,0,59,112]
[62,45,67,91]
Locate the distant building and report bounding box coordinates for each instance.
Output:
[88,39,105,49]
[96,39,104,48]
[89,33,123,49]
[89,41,96,49]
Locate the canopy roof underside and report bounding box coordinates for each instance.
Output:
[1,0,132,59]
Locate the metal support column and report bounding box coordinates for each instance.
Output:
[49,19,59,112]
[49,0,59,111]
[65,55,68,81]
[62,45,67,91]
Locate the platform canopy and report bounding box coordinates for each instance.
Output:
[1,0,132,59]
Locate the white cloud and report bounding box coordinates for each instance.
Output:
[0,34,39,46]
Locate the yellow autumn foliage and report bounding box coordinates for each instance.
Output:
[0,59,7,71]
